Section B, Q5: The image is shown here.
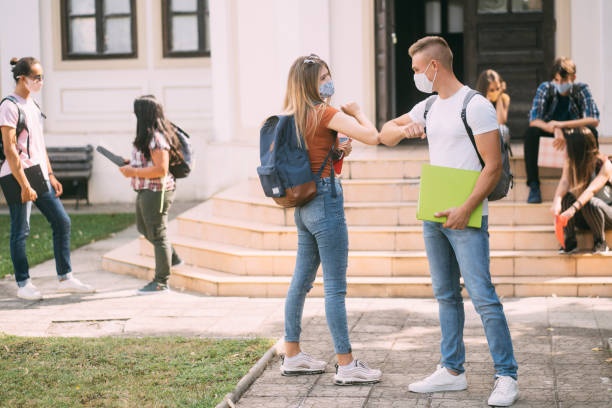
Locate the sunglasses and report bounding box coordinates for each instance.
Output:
[303,54,321,64]
[28,74,44,82]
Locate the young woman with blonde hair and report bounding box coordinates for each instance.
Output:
[278,54,382,385]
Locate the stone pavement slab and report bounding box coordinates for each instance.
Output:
[0,220,610,407]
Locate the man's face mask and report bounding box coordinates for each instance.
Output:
[414,60,436,94]
[553,81,572,94]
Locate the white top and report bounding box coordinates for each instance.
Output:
[409,86,499,215]
[0,93,48,179]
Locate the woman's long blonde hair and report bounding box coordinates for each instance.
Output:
[283,54,331,148]
[565,127,599,196]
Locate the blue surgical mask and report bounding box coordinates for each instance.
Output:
[319,81,335,98]
[553,82,572,94]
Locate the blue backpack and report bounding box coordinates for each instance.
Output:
[168,122,194,179]
[257,114,335,208]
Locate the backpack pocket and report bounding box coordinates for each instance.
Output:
[257,165,284,197]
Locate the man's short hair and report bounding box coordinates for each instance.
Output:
[408,36,453,69]
[550,57,576,79]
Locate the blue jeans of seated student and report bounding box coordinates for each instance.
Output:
[135,188,175,285]
[9,180,72,287]
[423,217,518,379]
[284,177,352,354]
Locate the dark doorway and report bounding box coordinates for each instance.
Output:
[375,0,555,140]
[375,0,464,128]
[464,0,555,139]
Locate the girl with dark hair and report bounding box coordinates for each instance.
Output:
[476,69,511,149]
[552,127,612,253]
[118,95,183,294]
[0,57,94,299]
[278,54,381,385]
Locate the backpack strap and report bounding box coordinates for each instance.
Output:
[0,95,31,158]
[461,89,486,169]
[314,138,337,198]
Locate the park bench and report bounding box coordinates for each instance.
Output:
[47,145,93,209]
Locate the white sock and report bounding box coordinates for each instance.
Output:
[339,359,355,369]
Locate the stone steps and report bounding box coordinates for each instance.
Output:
[102,142,612,297]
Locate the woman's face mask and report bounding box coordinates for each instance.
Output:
[25,76,43,93]
[319,80,335,98]
[413,60,436,94]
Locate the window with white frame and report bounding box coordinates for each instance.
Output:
[162,0,210,58]
[61,0,137,60]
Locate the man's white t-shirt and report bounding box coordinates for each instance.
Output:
[408,86,499,215]
[0,93,48,179]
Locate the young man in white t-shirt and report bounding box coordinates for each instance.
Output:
[0,57,95,300]
[379,36,519,407]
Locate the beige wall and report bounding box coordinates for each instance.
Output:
[34,0,215,203]
[2,0,609,205]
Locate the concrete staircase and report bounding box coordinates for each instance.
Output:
[102,142,612,298]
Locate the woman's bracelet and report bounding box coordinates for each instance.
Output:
[572,202,581,211]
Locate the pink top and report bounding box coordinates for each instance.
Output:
[0,93,49,179]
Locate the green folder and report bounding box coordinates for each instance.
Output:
[417,164,483,228]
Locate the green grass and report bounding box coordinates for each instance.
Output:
[0,335,274,408]
[0,213,135,279]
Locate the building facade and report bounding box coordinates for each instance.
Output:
[0,0,610,203]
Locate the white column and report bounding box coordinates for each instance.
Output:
[0,0,42,98]
[599,0,612,135]
[570,0,608,134]
[209,0,237,143]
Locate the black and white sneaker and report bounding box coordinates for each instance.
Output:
[280,352,326,376]
[334,359,382,385]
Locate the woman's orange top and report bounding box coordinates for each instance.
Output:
[305,105,338,178]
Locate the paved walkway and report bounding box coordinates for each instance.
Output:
[0,203,610,407]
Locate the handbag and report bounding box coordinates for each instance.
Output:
[538,137,566,168]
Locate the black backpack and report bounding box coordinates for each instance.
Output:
[424,89,513,201]
[168,122,194,179]
[257,114,335,208]
[0,95,29,164]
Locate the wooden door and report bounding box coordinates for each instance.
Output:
[464,0,555,139]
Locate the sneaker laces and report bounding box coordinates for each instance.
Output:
[493,376,515,394]
[354,359,370,369]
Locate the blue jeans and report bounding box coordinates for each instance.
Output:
[423,217,518,378]
[284,177,352,354]
[9,181,72,286]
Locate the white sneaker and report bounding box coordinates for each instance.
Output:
[334,359,382,385]
[58,277,95,293]
[488,376,519,406]
[280,352,327,376]
[17,282,43,300]
[408,365,467,393]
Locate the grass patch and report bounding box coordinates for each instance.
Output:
[0,335,274,408]
[0,213,135,279]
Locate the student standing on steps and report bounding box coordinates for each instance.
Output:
[379,36,519,406]
[277,54,382,386]
[0,57,95,300]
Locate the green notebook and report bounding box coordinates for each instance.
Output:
[417,164,483,228]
